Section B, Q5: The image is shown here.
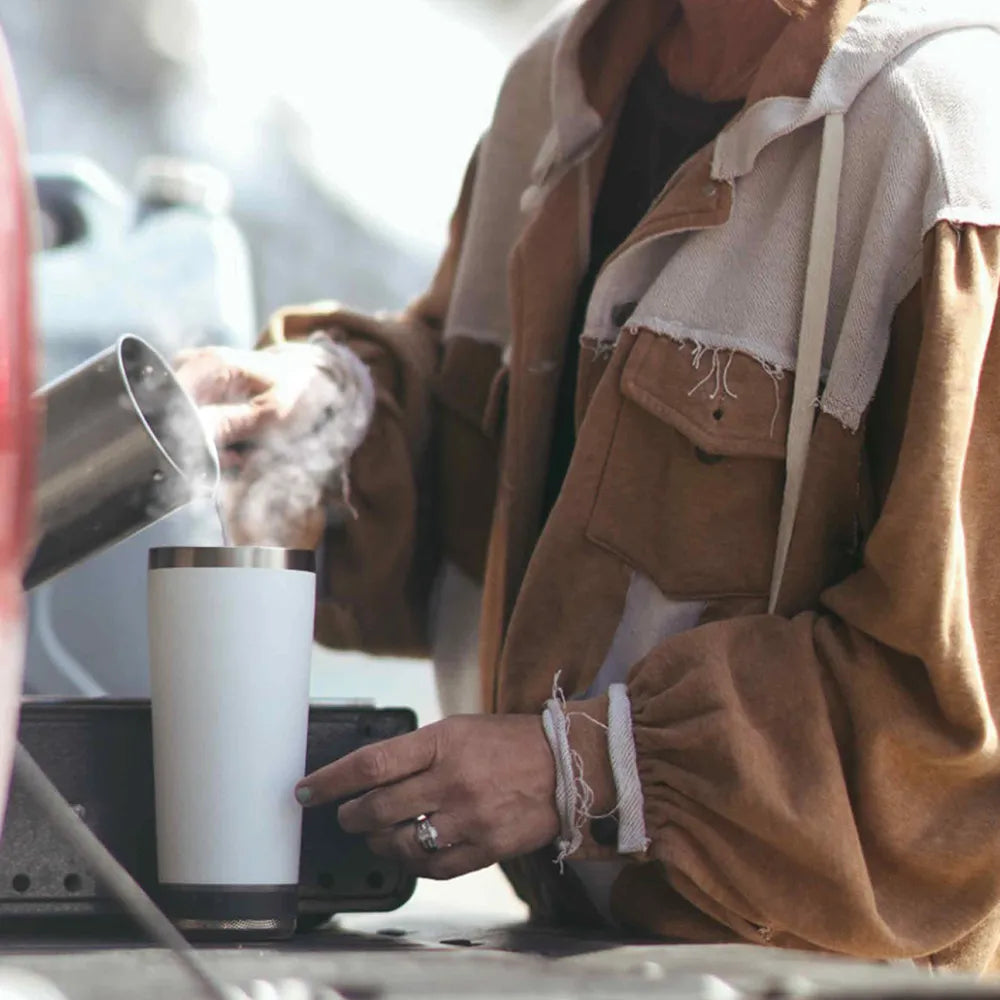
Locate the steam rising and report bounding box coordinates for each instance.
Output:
[175,340,375,549]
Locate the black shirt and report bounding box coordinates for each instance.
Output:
[541,56,743,517]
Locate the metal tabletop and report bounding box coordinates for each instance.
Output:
[0,915,997,1000]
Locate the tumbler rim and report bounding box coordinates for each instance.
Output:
[149,546,315,572]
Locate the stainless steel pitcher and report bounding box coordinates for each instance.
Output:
[24,334,219,590]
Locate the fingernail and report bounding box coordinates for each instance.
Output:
[295,786,313,805]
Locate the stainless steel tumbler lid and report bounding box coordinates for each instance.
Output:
[149,546,315,573]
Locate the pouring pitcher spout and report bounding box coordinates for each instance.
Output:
[24,333,219,591]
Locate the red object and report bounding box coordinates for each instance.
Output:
[0,21,35,832]
[0,29,34,608]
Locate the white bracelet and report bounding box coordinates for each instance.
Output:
[607,684,650,854]
[542,675,648,865]
[542,700,583,865]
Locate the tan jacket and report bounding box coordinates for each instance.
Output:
[263,0,1000,972]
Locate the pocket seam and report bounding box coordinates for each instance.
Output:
[622,330,788,460]
[583,332,786,602]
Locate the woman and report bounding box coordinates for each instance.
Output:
[178,0,1000,970]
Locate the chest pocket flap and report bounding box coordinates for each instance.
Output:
[585,330,792,600]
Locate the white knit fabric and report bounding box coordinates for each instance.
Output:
[444,14,576,350]
[568,573,701,904]
[430,562,484,716]
[445,1,1000,383]
[542,696,585,864]
[607,684,649,854]
[585,574,704,856]
[587,6,1000,430]
[588,573,706,697]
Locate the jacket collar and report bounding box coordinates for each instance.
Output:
[543,0,1000,190]
[535,0,864,186]
[715,0,1000,181]
[531,0,671,187]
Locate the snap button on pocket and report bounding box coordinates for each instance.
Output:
[610,301,638,327]
[694,447,724,466]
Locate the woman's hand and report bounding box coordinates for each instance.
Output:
[295,715,558,879]
[174,341,373,549]
[295,702,616,879]
[174,343,332,456]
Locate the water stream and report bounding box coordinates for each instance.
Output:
[213,493,231,547]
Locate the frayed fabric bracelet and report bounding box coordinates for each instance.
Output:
[606,684,650,854]
[541,675,648,866]
[542,698,583,866]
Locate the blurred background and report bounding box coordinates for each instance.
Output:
[2,0,561,709]
[1,0,561,920]
[1,0,559,317]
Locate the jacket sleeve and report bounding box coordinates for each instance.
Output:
[258,148,481,656]
[617,221,1000,959]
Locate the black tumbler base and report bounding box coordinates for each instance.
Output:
[158,884,298,941]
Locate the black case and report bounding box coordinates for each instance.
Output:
[0,700,417,927]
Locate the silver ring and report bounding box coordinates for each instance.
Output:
[414,814,440,853]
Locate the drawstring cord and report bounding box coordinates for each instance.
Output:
[768,113,846,614]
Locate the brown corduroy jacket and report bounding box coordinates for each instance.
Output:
[262,0,1000,972]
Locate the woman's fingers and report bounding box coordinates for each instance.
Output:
[375,836,494,881]
[366,811,465,863]
[199,395,279,448]
[174,346,273,405]
[296,726,439,807]
[337,773,443,835]
[298,714,562,885]
[412,845,495,880]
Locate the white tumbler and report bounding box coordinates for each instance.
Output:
[147,546,316,939]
